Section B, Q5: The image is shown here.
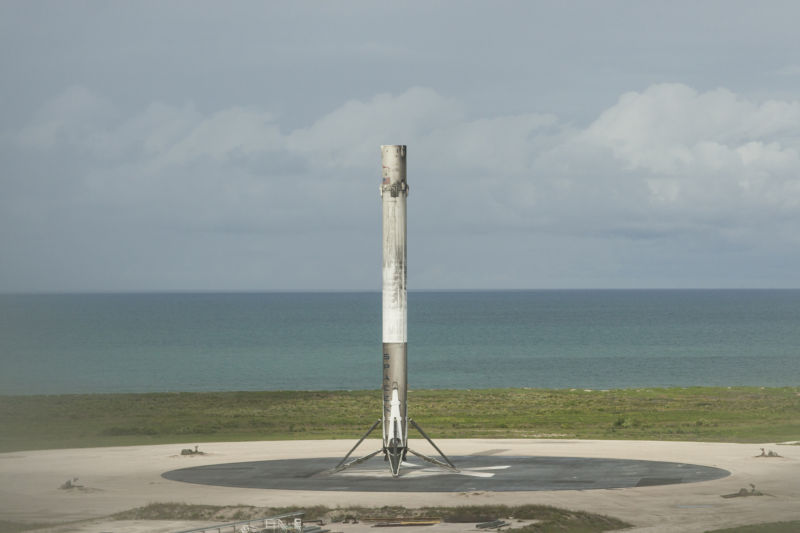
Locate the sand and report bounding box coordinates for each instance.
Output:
[1,439,798,532]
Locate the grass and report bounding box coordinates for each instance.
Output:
[113,502,631,532]
[1,387,798,452]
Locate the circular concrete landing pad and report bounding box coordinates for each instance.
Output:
[163,455,729,492]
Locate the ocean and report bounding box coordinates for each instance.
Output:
[0,290,798,395]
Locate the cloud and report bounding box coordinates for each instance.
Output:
[13,83,800,222]
[567,84,800,225]
[154,107,283,168]
[119,102,205,157]
[5,82,800,290]
[18,85,118,150]
[286,87,462,169]
[10,85,564,231]
[581,84,800,172]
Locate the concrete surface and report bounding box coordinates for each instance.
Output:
[162,455,729,492]
[1,439,798,532]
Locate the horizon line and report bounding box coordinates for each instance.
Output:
[2,287,800,296]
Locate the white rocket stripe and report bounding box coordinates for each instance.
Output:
[381,146,407,344]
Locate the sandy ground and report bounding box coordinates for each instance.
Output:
[1,439,798,532]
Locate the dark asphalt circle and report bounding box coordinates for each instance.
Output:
[163,456,730,492]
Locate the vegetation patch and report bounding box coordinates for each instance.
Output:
[100,425,159,436]
[113,502,329,522]
[1,387,798,452]
[112,503,629,532]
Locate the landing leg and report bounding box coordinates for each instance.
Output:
[328,418,457,476]
[406,448,459,472]
[408,418,458,472]
[329,419,381,474]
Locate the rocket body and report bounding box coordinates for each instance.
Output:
[380,145,408,476]
[331,145,454,478]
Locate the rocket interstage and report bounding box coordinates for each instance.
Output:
[331,145,456,478]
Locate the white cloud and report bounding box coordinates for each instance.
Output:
[18,85,117,150]
[575,83,800,215]
[581,84,800,170]
[122,102,204,156]
[6,82,800,290]
[14,83,800,224]
[285,87,462,170]
[155,107,283,167]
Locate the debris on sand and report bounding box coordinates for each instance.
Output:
[58,477,102,493]
[755,448,782,458]
[59,477,81,490]
[181,445,206,456]
[476,519,510,529]
[721,484,766,498]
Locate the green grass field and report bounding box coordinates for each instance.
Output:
[1,387,798,452]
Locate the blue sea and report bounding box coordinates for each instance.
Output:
[0,290,798,395]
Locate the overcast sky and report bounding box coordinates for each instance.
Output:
[2,1,800,292]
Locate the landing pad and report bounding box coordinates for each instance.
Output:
[162,455,729,492]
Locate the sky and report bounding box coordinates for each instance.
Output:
[2,1,800,292]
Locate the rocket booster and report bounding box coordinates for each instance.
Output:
[330,145,456,478]
[380,145,408,476]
